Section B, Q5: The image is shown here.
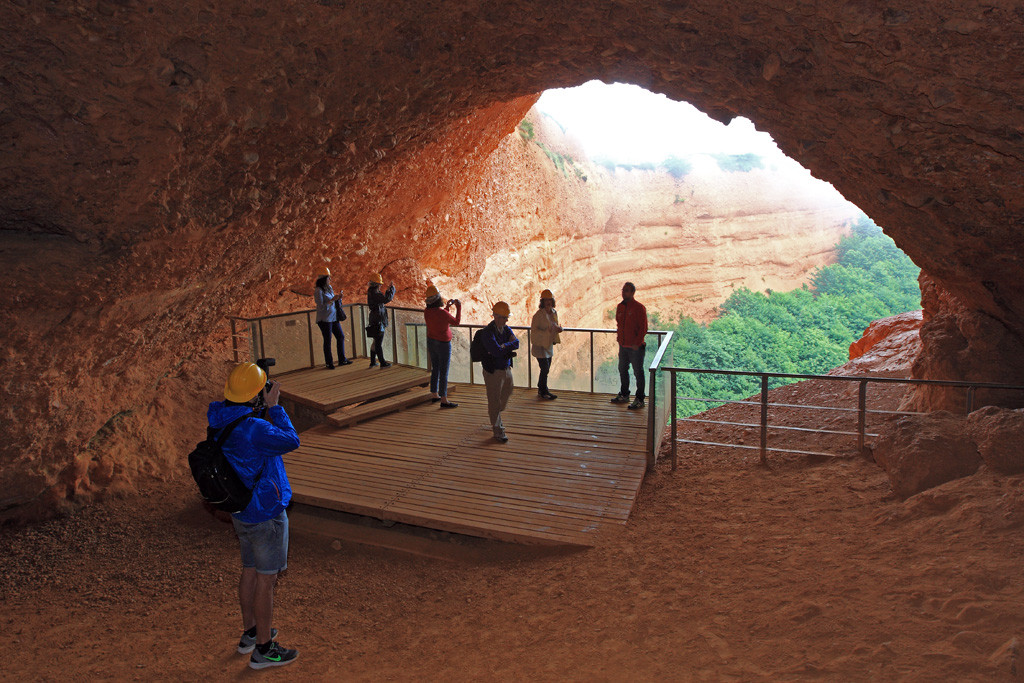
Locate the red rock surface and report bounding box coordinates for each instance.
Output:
[968,406,1024,475]
[3,0,1024,514]
[873,411,982,499]
[425,110,860,327]
[846,310,923,374]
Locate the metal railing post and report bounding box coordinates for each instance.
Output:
[760,374,768,466]
[349,306,357,359]
[230,318,239,363]
[526,328,532,389]
[857,380,867,457]
[966,386,976,414]
[257,319,266,360]
[589,331,595,393]
[671,370,678,471]
[469,325,475,385]
[306,311,315,368]
[415,325,422,368]
[390,308,398,364]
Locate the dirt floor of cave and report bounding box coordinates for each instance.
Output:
[3,378,1024,681]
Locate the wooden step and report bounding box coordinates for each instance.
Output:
[327,386,435,427]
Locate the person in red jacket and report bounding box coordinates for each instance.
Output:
[611,282,649,410]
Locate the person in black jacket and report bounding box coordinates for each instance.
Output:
[366,272,395,368]
[481,301,519,443]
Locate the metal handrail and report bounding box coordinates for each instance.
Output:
[230,304,677,463]
[663,367,1024,471]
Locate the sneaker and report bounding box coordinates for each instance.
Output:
[339,359,353,366]
[440,401,458,409]
[249,641,299,670]
[542,392,558,400]
[326,363,335,370]
[628,398,645,410]
[369,361,378,368]
[380,361,392,368]
[238,628,278,655]
[610,394,630,404]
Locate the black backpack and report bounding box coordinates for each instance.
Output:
[188,413,254,513]
[470,327,487,362]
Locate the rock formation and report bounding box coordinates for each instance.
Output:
[3,0,1024,516]
[424,110,861,327]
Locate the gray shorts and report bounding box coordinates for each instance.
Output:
[232,510,289,575]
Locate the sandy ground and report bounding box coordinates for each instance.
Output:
[3,376,1024,682]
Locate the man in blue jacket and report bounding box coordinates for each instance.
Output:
[208,362,301,670]
[481,301,519,443]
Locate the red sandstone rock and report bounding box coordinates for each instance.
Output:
[841,310,922,375]
[873,412,982,499]
[909,275,1024,413]
[967,406,1024,475]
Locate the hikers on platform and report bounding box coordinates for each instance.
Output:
[530,288,562,400]
[481,301,519,443]
[207,362,301,670]
[611,281,648,410]
[424,285,461,408]
[366,273,395,368]
[313,266,351,369]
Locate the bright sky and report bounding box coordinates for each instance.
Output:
[535,81,787,165]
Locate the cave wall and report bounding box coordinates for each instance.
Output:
[2,0,1024,516]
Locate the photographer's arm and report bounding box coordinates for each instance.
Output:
[252,382,300,454]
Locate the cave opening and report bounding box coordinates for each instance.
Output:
[427,81,922,406]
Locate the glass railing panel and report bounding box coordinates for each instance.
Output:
[257,312,316,374]
[592,330,625,394]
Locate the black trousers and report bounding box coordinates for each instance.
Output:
[370,331,387,364]
[317,321,346,366]
[536,356,552,394]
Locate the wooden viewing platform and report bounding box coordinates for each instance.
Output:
[277,363,648,546]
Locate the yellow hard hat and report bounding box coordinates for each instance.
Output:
[224,362,267,403]
[540,289,554,299]
[492,301,511,317]
[425,285,439,300]
[316,266,330,278]
[370,273,384,285]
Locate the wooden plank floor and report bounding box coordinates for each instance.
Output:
[285,385,648,546]
[276,361,430,412]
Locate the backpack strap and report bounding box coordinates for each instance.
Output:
[214,412,253,447]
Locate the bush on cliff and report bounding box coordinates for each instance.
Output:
[662,216,921,415]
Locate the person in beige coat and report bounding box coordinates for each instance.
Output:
[530,289,563,400]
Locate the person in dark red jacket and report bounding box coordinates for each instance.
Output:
[611,282,649,410]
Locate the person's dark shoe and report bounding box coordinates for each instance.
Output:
[339,359,353,366]
[542,392,558,400]
[238,628,278,655]
[610,394,630,404]
[440,401,458,409]
[326,363,335,370]
[494,432,509,443]
[380,361,392,367]
[431,397,442,403]
[628,398,646,410]
[249,641,298,670]
[369,361,378,368]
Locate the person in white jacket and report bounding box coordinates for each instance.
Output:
[530,288,563,400]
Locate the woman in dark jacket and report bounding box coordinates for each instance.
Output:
[366,272,395,367]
